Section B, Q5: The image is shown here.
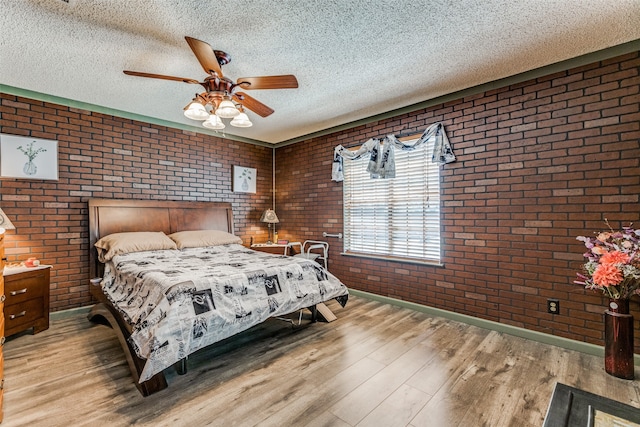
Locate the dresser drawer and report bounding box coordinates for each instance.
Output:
[5,270,47,305]
[5,298,44,335]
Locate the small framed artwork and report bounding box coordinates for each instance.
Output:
[0,134,59,180]
[233,166,256,193]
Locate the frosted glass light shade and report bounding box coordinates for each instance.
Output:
[215,99,240,118]
[184,101,209,120]
[202,114,225,129]
[230,112,253,127]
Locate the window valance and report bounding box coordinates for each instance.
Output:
[331,122,455,182]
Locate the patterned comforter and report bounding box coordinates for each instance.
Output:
[100,243,349,382]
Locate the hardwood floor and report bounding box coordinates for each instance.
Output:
[3,295,640,426]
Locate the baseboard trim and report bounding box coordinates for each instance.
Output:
[349,289,640,364]
[50,305,92,320]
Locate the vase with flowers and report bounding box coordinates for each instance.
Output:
[575,220,640,379]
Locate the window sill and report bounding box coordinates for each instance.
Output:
[340,251,444,267]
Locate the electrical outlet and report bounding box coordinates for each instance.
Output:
[547,299,560,314]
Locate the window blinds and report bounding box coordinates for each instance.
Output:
[342,138,441,262]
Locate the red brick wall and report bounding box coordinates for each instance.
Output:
[276,52,640,350]
[0,96,274,311]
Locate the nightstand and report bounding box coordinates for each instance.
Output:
[251,243,297,256]
[3,265,51,337]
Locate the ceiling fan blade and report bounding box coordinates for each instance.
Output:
[185,36,223,77]
[123,70,200,84]
[234,92,274,117]
[236,75,298,90]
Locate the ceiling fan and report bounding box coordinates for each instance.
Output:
[123,36,298,129]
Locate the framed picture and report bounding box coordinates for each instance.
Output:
[233,166,256,193]
[0,134,59,180]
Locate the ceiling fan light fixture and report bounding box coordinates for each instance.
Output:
[184,100,209,120]
[230,112,253,128]
[125,37,298,128]
[215,98,240,118]
[202,114,225,130]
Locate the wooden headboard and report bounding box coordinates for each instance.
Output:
[88,199,235,279]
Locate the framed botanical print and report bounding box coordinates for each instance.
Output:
[0,134,59,180]
[233,166,256,193]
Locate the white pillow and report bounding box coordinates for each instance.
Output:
[169,230,242,249]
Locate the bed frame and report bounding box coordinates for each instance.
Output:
[87,198,238,396]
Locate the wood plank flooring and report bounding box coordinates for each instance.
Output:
[3,295,640,426]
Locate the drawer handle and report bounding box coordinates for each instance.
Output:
[9,311,26,320]
[10,288,27,296]
[0,294,4,303]
[0,336,4,346]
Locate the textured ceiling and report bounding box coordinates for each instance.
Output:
[1,0,639,145]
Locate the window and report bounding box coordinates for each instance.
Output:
[342,137,441,263]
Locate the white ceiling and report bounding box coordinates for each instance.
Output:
[2,0,639,145]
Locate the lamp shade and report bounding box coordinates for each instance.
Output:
[0,208,15,230]
[260,209,279,224]
[184,101,209,120]
[202,114,225,130]
[230,112,253,128]
[215,99,240,118]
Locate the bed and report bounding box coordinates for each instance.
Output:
[87,199,349,396]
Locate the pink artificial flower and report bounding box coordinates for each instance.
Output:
[592,263,622,287]
[599,250,630,265]
[597,232,611,242]
[592,246,607,255]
